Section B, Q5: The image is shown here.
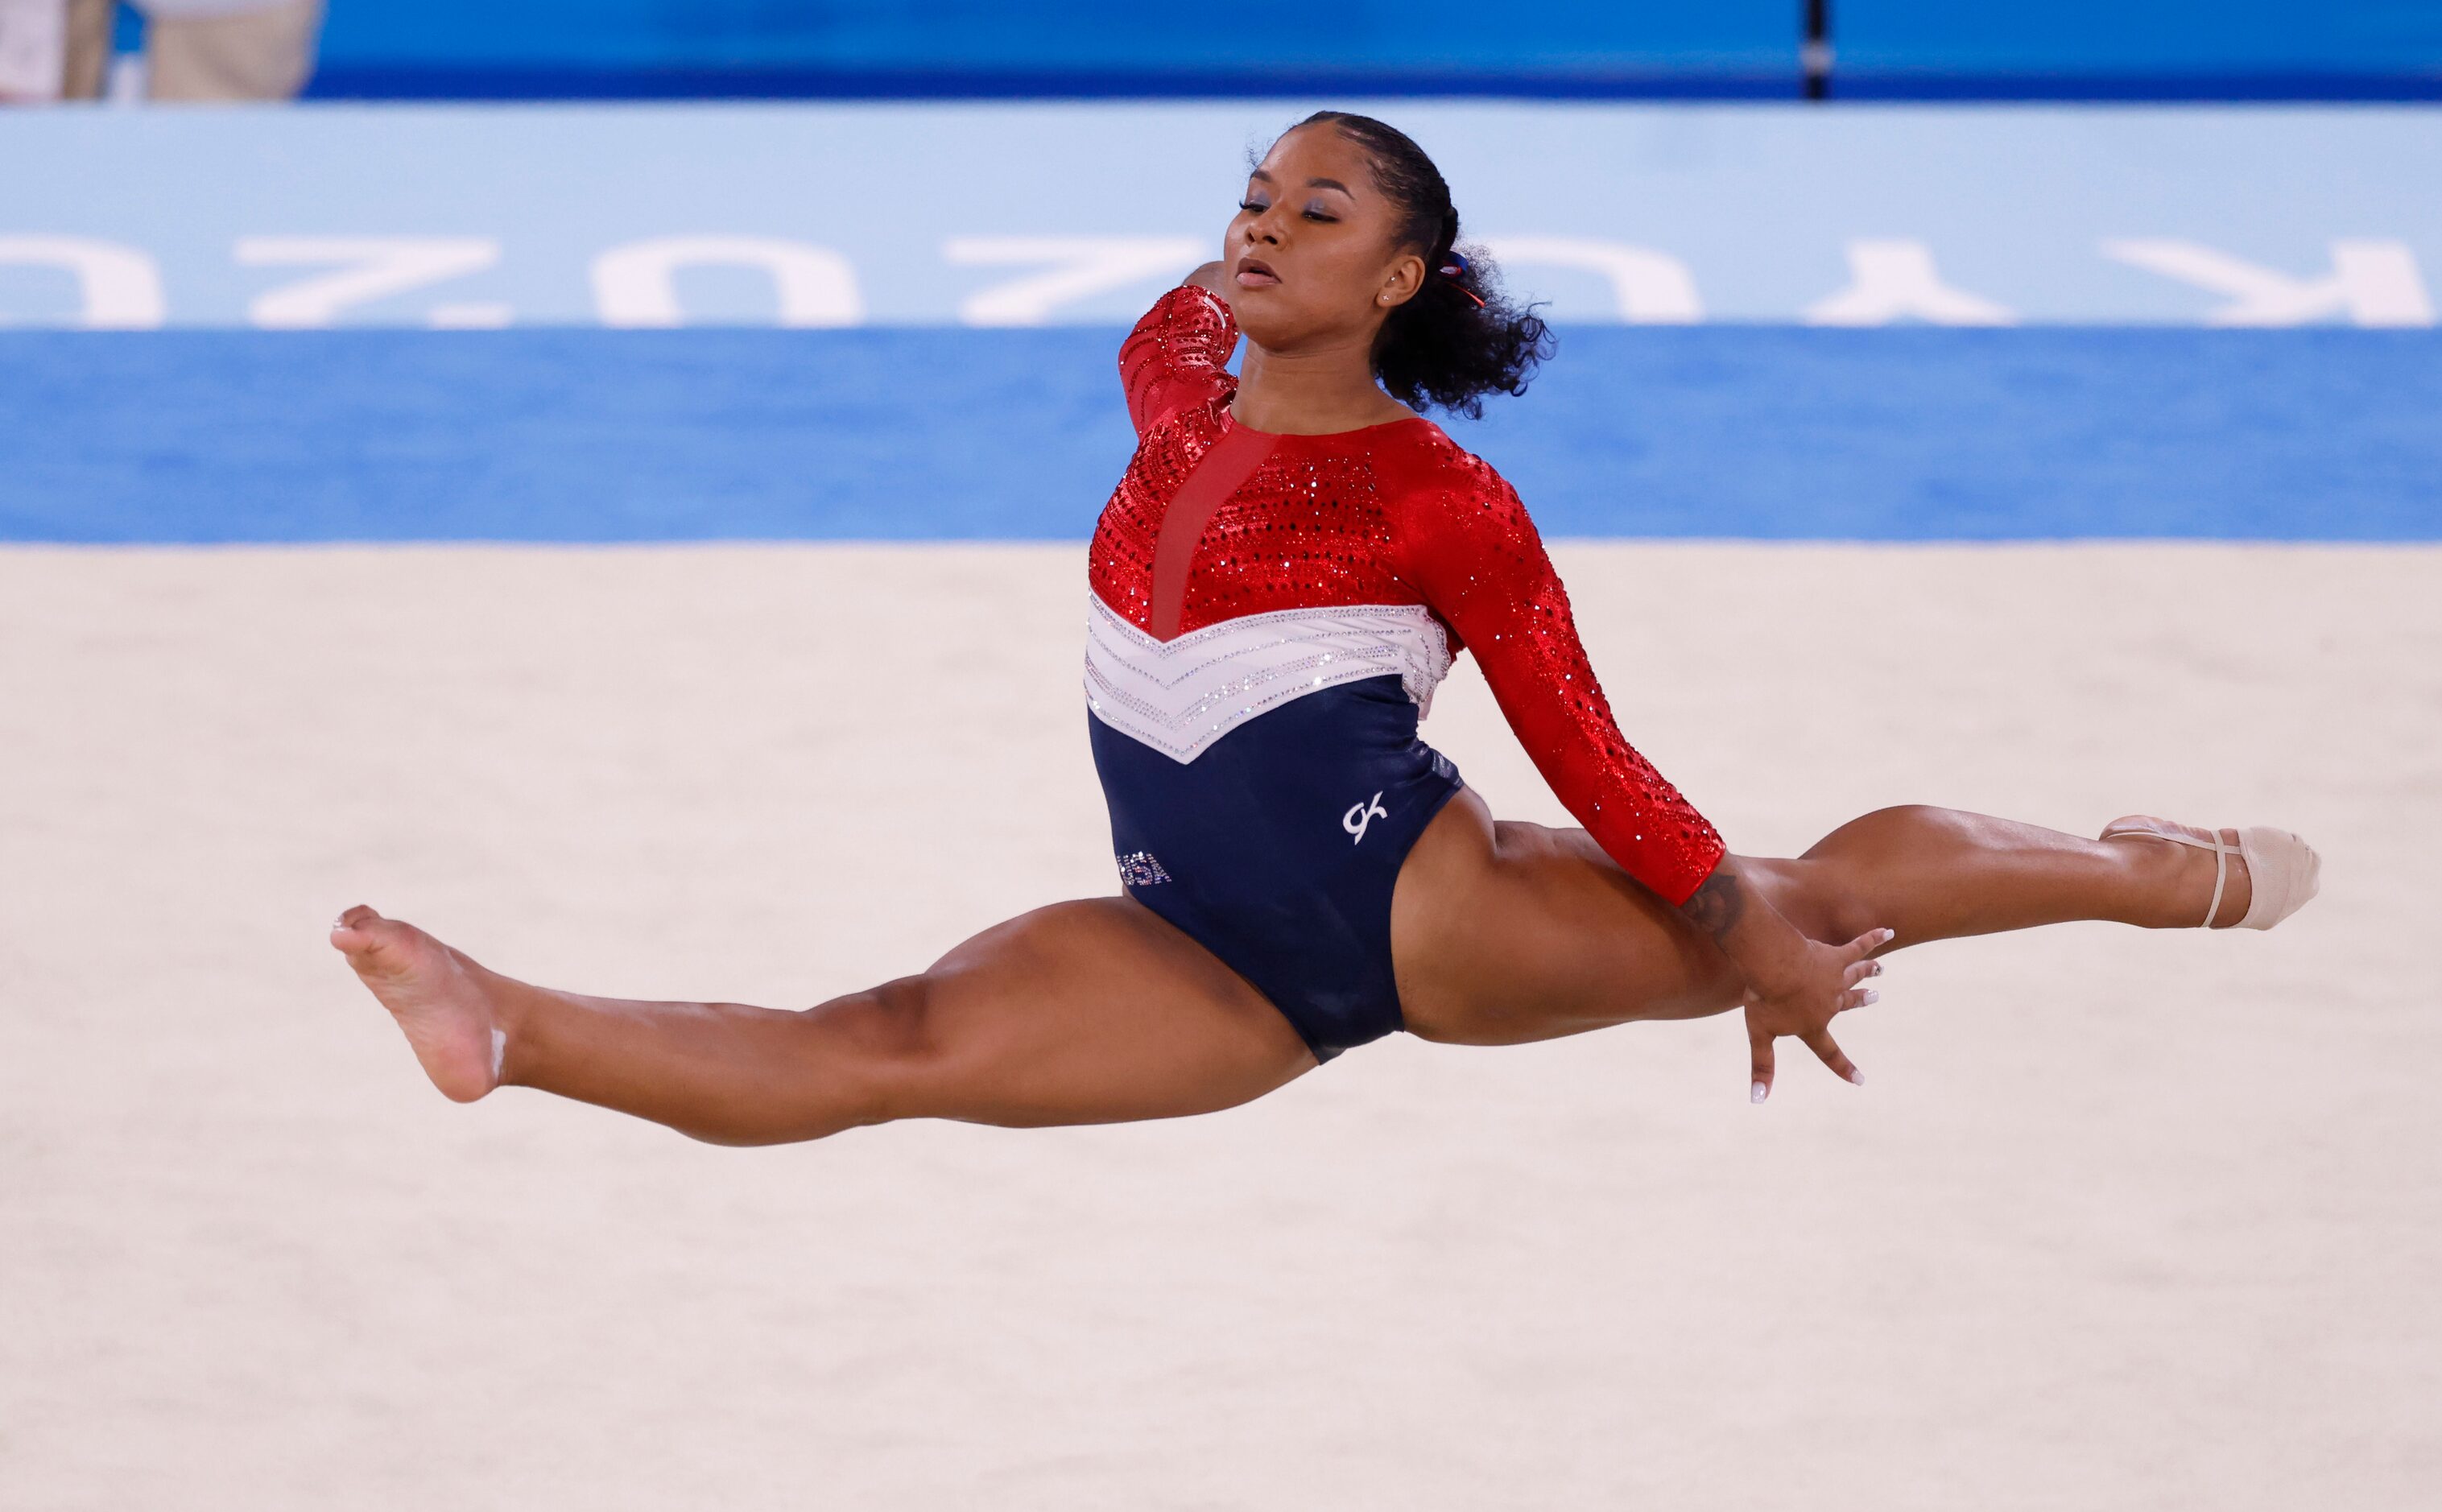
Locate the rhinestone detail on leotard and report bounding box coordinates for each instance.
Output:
[1115,851,1173,887]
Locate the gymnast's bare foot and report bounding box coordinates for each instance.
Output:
[329,905,506,1102]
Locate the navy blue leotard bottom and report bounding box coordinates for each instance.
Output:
[1089,672,1465,1063]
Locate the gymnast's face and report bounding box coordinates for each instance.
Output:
[1222,124,1428,353]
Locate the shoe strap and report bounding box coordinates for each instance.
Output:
[2104,824,2232,927]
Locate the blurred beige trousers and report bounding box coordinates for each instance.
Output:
[63,0,320,101]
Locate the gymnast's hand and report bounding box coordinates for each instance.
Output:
[1738,929,1890,1102]
[1676,858,1891,1102]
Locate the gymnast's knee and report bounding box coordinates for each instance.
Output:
[1754,857,1882,948]
[810,974,952,1131]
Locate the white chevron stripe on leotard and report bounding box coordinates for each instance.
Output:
[1084,592,1453,764]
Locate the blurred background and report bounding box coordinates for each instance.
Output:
[3,6,2438,1512]
[7,0,2442,103]
[3,1,2437,535]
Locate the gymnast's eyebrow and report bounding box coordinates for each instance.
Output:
[1247,169,1355,196]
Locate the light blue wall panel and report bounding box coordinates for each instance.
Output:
[4,105,2436,328]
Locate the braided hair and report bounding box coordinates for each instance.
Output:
[1290,110,1553,419]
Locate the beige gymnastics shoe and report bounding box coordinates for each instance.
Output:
[2101,816,2321,930]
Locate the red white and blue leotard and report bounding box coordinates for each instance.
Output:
[1086,285,1725,1060]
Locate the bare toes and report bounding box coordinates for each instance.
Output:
[328,911,439,984]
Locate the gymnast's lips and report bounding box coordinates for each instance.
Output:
[1234,256,1279,287]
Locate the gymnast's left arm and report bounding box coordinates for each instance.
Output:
[1398,469,1890,1097]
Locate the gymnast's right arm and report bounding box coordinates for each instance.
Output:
[1118,279,1237,435]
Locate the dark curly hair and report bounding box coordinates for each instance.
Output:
[1288,110,1553,419]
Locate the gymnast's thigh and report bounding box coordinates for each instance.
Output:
[874,896,1320,1129]
[1389,788,1748,1047]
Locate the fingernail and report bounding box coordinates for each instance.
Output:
[1869,961,1884,977]
[1847,1067,1866,1086]
[1861,988,1879,1006]
[1750,1080,1768,1103]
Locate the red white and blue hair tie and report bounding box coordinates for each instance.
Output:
[1436,251,1486,307]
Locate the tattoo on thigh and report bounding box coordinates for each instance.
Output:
[1680,869,1744,938]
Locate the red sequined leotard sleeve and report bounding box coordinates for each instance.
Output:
[1090,285,1726,906]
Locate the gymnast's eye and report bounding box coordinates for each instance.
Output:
[1238,197,1270,214]
[1301,204,1339,222]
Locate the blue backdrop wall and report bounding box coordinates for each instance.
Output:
[304,0,2442,99]
[1839,1,2442,97]
[308,2,1795,97]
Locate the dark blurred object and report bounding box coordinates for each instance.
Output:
[1804,0,1830,100]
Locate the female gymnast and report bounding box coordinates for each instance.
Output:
[331,112,2318,1139]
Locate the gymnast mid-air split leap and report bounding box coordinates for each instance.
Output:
[332,112,2319,1139]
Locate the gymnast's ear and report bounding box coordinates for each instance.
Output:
[1374,250,1428,310]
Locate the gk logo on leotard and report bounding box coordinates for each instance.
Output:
[1343,791,1389,845]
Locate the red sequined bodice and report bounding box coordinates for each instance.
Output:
[1089,284,1725,906]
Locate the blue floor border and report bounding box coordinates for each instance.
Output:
[4,328,2436,543]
